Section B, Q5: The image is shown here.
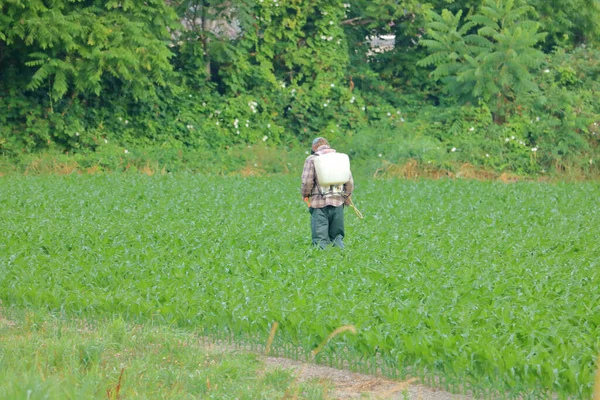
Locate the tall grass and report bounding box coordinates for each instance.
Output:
[0,310,328,399]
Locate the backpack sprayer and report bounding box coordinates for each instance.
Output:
[304,152,363,219]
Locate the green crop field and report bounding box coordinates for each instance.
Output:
[1,175,599,398]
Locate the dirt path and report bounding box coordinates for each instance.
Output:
[262,356,472,399]
[199,335,472,399]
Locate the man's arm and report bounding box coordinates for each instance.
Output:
[343,171,354,205]
[301,157,315,198]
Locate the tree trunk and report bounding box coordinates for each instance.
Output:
[201,1,211,81]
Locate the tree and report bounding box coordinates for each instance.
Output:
[171,0,252,84]
[416,8,480,98]
[341,0,428,95]
[418,0,547,123]
[0,0,178,101]
[527,0,600,48]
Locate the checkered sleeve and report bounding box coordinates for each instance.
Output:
[301,156,315,198]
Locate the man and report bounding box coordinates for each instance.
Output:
[301,137,354,249]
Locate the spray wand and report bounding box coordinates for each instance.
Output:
[347,197,364,219]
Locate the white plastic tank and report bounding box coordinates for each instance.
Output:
[314,152,351,186]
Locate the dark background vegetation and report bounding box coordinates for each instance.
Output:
[1,0,599,178]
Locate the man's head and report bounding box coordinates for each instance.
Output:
[311,137,329,153]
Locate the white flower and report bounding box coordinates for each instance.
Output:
[321,35,327,40]
[469,127,474,132]
[330,83,335,88]
[531,147,538,152]
[323,11,328,15]
[245,123,249,127]
[350,96,355,104]
[216,122,220,126]
[536,117,540,122]
[400,118,405,122]
[236,130,240,135]
[327,36,333,41]
[505,138,510,142]
[387,112,391,116]
[280,82,286,88]
[104,139,108,144]
[262,135,268,142]
[378,153,382,157]
[486,154,490,158]
[361,106,366,111]
[511,136,515,140]
[75,132,79,136]
[343,3,350,8]
[305,151,309,155]
[544,69,550,73]
[267,123,271,129]
[254,163,258,167]
[590,159,594,165]
[124,149,129,154]
[118,117,122,121]
[396,110,401,114]
[202,102,206,107]
[124,120,129,124]
[323,103,328,107]
[451,147,457,152]
[337,39,341,45]
[189,94,192,98]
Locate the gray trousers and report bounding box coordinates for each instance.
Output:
[310,205,345,248]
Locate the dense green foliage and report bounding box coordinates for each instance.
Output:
[1,175,599,397]
[418,1,547,121]
[0,0,598,176]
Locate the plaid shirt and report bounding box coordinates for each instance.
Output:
[301,146,354,209]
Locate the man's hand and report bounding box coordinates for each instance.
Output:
[344,196,352,206]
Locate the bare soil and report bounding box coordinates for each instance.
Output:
[199,334,473,399]
[263,356,472,400]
